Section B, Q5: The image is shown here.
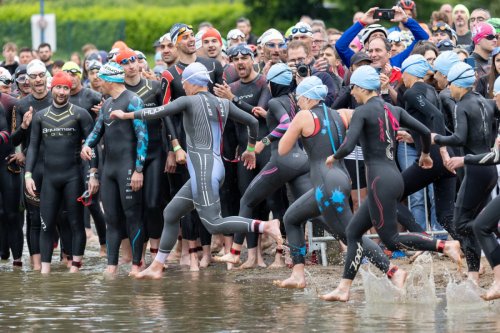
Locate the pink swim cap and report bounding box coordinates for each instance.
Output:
[350,37,362,51]
[472,23,495,45]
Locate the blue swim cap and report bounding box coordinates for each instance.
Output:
[448,62,475,88]
[98,62,125,83]
[296,76,327,100]
[434,51,462,76]
[402,54,433,78]
[182,62,212,86]
[155,51,162,62]
[267,63,293,85]
[494,76,500,95]
[351,65,380,90]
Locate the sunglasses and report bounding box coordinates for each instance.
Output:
[119,56,137,65]
[432,25,449,32]
[265,42,286,49]
[15,75,28,83]
[28,72,46,79]
[0,78,14,85]
[485,34,499,41]
[292,27,311,35]
[64,68,81,74]
[437,41,454,48]
[178,25,193,36]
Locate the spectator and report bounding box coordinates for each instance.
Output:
[18,47,33,65]
[436,39,456,53]
[81,44,97,55]
[471,22,497,76]
[300,15,312,25]
[310,20,326,30]
[227,29,246,47]
[51,60,64,76]
[198,22,213,31]
[430,11,450,27]
[488,18,500,47]
[353,11,364,24]
[476,47,500,98]
[152,39,161,54]
[388,31,407,56]
[318,44,343,93]
[470,8,491,31]
[311,28,328,59]
[367,37,402,102]
[349,36,362,52]
[1,42,19,75]
[440,4,453,23]
[154,51,165,66]
[329,32,342,45]
[431,23,457,45]
[38,42,54,74]
[389,0,418,33]
[70,52,82,68]
[236,18,258,45]
[452,4,471,48]
[454,48,469,60]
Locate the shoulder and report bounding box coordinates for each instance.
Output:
[128,94,144,110]
[268,98,282,110]
[255,74,267,88]
[197,57,221,71]
[149,79,161,89]
[71,104,87,115]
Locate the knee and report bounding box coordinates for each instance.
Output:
[345,222,358,241]
[473,218,490,237]
[283,211,301,229]
[384,240,399,252]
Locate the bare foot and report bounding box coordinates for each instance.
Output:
[480,282,500,301]
[261,234,273,251]
[104,266,119,275]
[268,254,286,269]
[479,263,485,276]
[443,241,463,272]
[33,264,41,271]
[166,250,181,262]
[213,253,240,264]
[99,245,107,257]
[226,263,234,270]
[467,271,480,286]
[234,260,258,270]
[129,264,144,277]
[257,258,267,268]
[69,266,80,273]
[179,253,191,266]
[273,273,306,289]
[135,262,164,280]
[264,219,283,248]
[390,268,407,289]
[61,255,68,266]
[66,260,73,269]
[318,287,350,302]
[190,255,200,272]
[199,255,211,268]
[409,251,424,264]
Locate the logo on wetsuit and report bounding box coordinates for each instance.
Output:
[41,216,47,232]
[43,128,76,136]
[350,242,364,271]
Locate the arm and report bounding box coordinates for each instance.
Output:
[278,111,306,156]
[128,96,149,170]
[334,21,364,68]
[331,86,351,109]
[84,108,105,148]
[25,114,42,173]
[464,148,500,165]
[227,102,258,145]
[0,104,9,144]
[214,59,225,86]
[404,89,446,136]
[265,99,291,143]
[333,109,364,159]
[399,108,431,154]
[133,97,188,120]
[79,110,99,170]
[434,104,467,147]
[390,18,429,68]
[314,71,336,107]
[10,101,25,147]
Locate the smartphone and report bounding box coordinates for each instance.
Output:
[373,9,395,20]
[464,57,476,69]
[374,67,383,74]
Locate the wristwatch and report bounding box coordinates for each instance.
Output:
[232,96,240,104]
[89,172,98,178]
[135,165,143,173]
[262,137,271,146]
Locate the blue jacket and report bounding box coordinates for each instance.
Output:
[290,68,336,107]
[335,18,429,68]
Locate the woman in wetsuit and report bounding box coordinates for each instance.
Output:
[433,62,500,284]
[320,65,462,302]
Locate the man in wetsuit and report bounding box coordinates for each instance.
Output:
[160,23,224,270]
[159,33,179,68]
[25,71,98,274]
[120,48,164,261]
[87,61,102,93]
[254,29,285,75]
[13,65,32,99]
[11,59,53,270]
[201,28,239,84]
[81,62,148,276]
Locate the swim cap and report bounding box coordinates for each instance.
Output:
[202,27,223,46]
[159,33,171,42]
[260,29,284,46]
[285,26,295,38]
[62,61,82,79]
[402,54,433,78]
[107,48,120,63]
[153,65,167,78]
[487,18,500,34]
[154,51,162,62]
[112,41,128,49]
[349,36,362,51]
[182,62,211,86]
[267,63,293,85]
[51,71,72,89]
[227,29,245,43]
[494,76,500,95]
[351,65,380,90]
[296,76,327,100]
[436,39,455,52]
[434,51,461,76]
[448,62,475,88]
[135,50,146,60]
[98,50,108,65]
[229,43,254,60]
[0,67,12,85]
[85,53,102,67]
[452,4,470,21]
[472,23,496,45]
[170,23,194,46]
[290,22,313,38]
[115,48,137,65]
[27,59,46,75]
[14,64,27,79]
[87,60,102,71]
[195,30,206,50]
[431,22,454,40]
[98,62,125,83]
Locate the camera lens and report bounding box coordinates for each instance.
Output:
[297,61,309,77]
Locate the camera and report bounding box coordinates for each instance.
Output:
[296,61,309,77]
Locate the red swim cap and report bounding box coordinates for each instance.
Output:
[112,41,128,49]
[201,27,223,46]
[51,71,72,89]
[115,48,137,65]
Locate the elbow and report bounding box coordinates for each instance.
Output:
[278,142,288,156]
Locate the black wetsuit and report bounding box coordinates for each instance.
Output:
[11,92,53,258]
[84,90,148,266]
[25,103,96,264]
[334,96,441,280]
[434,91,500,272]
[230,74,286,250]
[68,87,106,246]
[126,78,164,242]
[223,64,239,84]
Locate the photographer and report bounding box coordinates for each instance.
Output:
[287,40,336,106]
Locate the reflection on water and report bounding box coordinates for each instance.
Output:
[1,246,500,332]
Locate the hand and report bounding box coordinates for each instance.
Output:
[446,157,465,171]
[361,7,380,25]
[165,151,177,173]
[25,176,36,197]
[214,82,234,100]
[391,6,408,23]
[312,58,328,72]
[252,107,267,118]
[418,153,433,169]
[325,155,338,169]
[379,74,389,91]
[495,136,500,147]
[255,141,265,154]
[440,147,456,174]
[396,131,414,143]
[430,133,437,145]
[384,63,392,76]
[141,70,157,81]
[88,176,100,195]
[110,110,128,119]
[295,73,308,85]
[241,150,256,169]
[7,153,26,167]
[91,99,104,115]
[235,145,240,160]
[21,107,33,129]
[81,145,93,161]
[287,62,298,76]
[175,148,187,164]
[131,170,144,191]
[262,60,272,76]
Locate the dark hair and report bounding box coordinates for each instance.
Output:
[319,43,339,59]
[430,11,450,25]
[19,46,32,54]
[237,17,250,25]
[38,43,51,51]
[368,37,391,52]
[488,52,500,98]
[52,60,65,69]
[410,40,438,57]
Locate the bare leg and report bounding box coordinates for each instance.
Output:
[480,265,500,300]
[318,278,352,302]
[33,254,42,271]
[69,255,83,273]
[443,240,463,272]
[149,238,160,262]
[257,236,266,267]
[41,262,51,274]
[211,234,224,254]
[119,239,133,264]
[189,240,199,272]
[104,265,119,275]
[99,244,107,257]
[235,247,258,270]
[199,245,212,268]
[179,239,191,266]
[129,262,145,276]
[224,236,234,270]
[268,250,286,269]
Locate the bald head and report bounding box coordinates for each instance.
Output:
[440,4,453,23]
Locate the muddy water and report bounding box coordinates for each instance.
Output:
[2,247,500,332]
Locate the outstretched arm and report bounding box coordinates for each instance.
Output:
[434,104,468,147]
[84,108,105,148]
[278,110,306,156]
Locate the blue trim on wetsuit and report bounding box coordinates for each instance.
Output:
[132,229,141,255]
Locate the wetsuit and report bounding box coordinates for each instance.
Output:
[230,74,286,250]
[434,91,500,272]
[223,64,239,84]
[132,92,264,260]
[84,90,148,266]
[25,103,96,264]
[161,57,224,247]
[283,103,391,273]
[11,92,53,258]
[126,78,164,243]
[334,96,441,280]
[0,100,23,262]
[68,87,106,246]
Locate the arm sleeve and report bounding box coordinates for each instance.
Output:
[475,76,488,98]
[334,109,364,159]
[134,97,188,120]
[128,96,148,169]
[79,109,99,170]
[266,99,291,143]
[84,108,105,148]
[434,104,467,147]
[315,72,336,107]
[404,89,446,136]
[215,60,225,86]
[334,21,364,68]
[331,86,351,109]
[228,102,259,145]
[10,101,25,147]
[464,148,500,165]
[399,108,432,154]
[25,114,42,173]
[0,104,10,144]
[390,18,429,68]
[257,83,271,110]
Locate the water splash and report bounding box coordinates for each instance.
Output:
[445,269,489,309]
[360,253,439,304]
